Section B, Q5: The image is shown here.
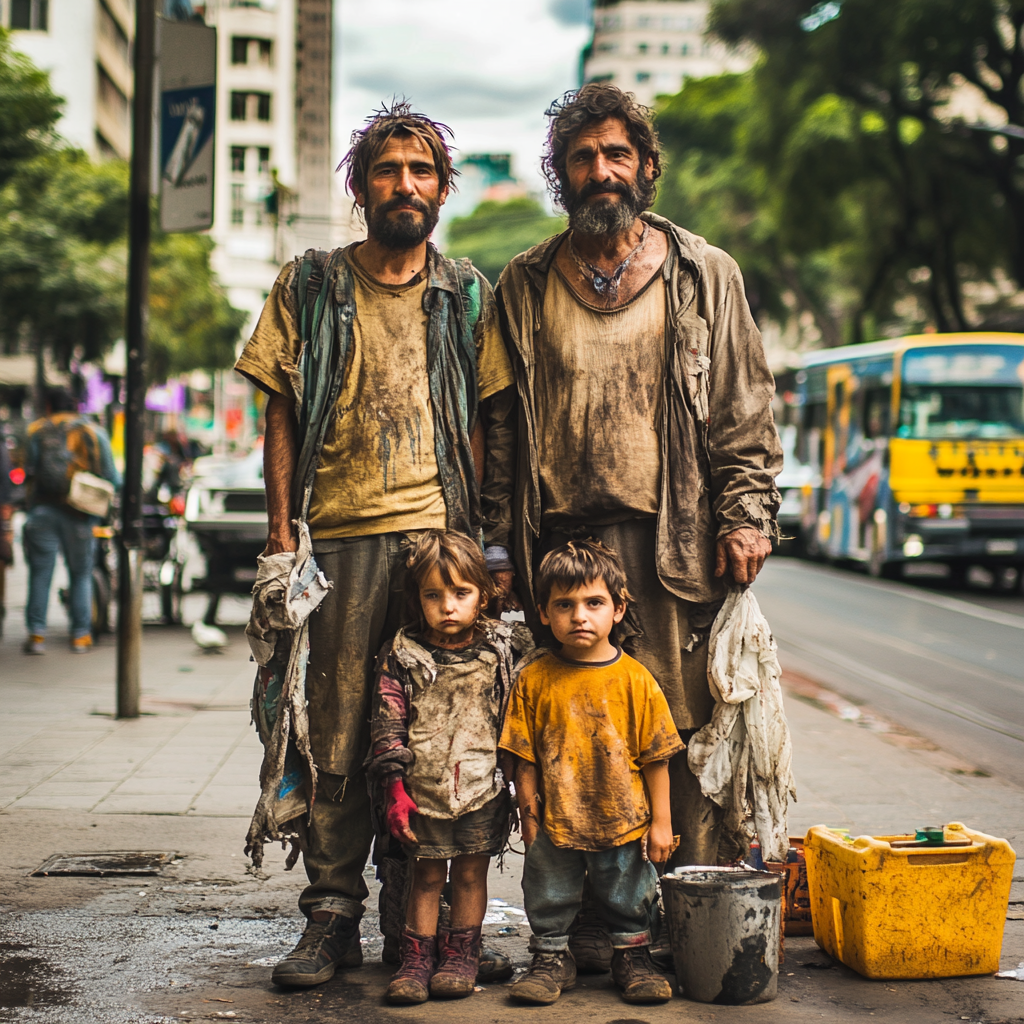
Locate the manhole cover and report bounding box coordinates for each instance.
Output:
[31,851,177,877]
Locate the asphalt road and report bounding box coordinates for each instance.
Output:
[755,555,1024,788]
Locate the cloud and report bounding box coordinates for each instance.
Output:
[335,0,590,191]
[548,0,593,26]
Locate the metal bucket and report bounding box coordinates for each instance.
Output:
[662,866,782,1004]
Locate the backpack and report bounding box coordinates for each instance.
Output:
[33,417,101,503]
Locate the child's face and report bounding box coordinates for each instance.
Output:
[419,566,482,639]
[539,578,625,656]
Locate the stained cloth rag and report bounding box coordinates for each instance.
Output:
[244,521,332,868]
[686,587,796,863]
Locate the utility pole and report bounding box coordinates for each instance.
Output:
[117,0,156,719]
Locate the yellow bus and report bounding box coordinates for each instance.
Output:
[795,333,1024,587]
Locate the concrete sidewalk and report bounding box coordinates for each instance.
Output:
[1,555,1023,1022]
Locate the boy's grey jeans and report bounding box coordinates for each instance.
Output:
[523,830,657,952]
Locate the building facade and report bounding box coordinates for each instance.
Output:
[4,0,135,159]
[582,0,751,107]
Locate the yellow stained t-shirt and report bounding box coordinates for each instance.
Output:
[234,246,514,539]
[499,650,683,851]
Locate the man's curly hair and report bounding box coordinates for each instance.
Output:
[337,99,459,199]
[541,83,662,210]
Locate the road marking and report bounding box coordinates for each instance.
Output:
[766,561,1024,631]
[779,633,1024,743]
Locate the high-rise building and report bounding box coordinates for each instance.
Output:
[582,0,751,107]
[4,0,135,160]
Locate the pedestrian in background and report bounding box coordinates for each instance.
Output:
[0,435,13,637]
[22,386,119,654]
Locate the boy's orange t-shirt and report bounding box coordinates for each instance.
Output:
[498,650,683,851]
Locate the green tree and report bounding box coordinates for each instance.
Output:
[696,0,1024,338]
[148,230,248,383]
[0,26,62,188]
[446,197,566,285]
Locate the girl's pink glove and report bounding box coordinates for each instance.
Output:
[386,777,419,843]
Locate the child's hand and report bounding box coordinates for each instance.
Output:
[386,778,419,844]
[520,811,539,849]
[645,820,675,865]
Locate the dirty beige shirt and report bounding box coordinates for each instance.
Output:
[534,263,667,527]
[235,247,514,539]
[404,638,505,819]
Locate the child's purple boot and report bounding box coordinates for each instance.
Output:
[429,925,481,998]
[385,928,438,1005]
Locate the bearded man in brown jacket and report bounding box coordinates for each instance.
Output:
[494,83,782,924]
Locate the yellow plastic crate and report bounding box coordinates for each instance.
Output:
[804,822,1015,979]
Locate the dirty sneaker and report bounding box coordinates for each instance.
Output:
[71,635,93,653]
[509,950,577,1005]
[271,914,362,988]
[611,946,673,1004]
[477,945,513,982]
[23,635,45,655]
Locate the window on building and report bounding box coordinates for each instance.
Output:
[97,1,129,63]
[97,64,129,122]
[661,42,670,55]
[588,73,615,84]
[230,91,272,121]
[636,71,651,83]
[258,147,271,173]
[231,36,273,66]
[681,42,690,55]
[231,146,246,173]
[636,16,650,28]
[231,184,245,225]
[638,42,648,55]
[10,0,48,30]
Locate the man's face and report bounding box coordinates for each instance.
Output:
[563,116,654,236]
[356,133,447,250]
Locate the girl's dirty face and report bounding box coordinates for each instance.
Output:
[419,566,482,644]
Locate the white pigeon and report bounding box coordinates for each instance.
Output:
[191,619,229,651]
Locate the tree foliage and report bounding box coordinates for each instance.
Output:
[0,36,245,383]
[655,0,1024,344]
[446,197,566,284]
[0,27,62,188]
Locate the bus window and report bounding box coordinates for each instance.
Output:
[897,387,1024,439]
[863,387,891,439]
[800,402,826,469]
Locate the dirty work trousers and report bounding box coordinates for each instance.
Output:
[534,518,726,868]
[298,533,413,921]
[523,831,657,951]
[23,503,96,640]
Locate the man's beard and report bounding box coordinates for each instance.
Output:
[366,194,440,250]
[567,174,653,236]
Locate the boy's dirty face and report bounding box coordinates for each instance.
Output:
[419,566,482,640]
[539,578,625,659]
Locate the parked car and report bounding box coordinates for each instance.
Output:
[183,444,266,624]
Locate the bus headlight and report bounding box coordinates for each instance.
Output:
[903,535,925,558]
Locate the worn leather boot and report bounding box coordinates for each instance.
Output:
[271,914,362,988]
[477,945,513,982]
[567,907,614,974]
[386,928,438,1005]
[509,950,577,1005]
[429,924,481,998]
[611,946,673,1004]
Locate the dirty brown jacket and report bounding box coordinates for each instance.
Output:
[494,212,783,606]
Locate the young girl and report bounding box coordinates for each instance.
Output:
[367,530,532,1005]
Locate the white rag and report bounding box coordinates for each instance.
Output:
[686,587,796,863]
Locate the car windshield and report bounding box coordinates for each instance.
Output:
[897,385,1024,439]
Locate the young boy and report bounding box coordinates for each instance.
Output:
[499,539,682,1006]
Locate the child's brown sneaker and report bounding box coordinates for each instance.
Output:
[611,946,673,1004]
[509,950,577,1005]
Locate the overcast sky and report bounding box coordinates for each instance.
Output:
[333,0,592,204]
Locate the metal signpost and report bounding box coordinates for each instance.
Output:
[117,9,216,718]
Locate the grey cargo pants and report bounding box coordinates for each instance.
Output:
[298,532,413,920]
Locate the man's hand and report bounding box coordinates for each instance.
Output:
[490,569,522,613]
[265,531,298,556]
[385,777,418,844]
[715,527,772,585]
